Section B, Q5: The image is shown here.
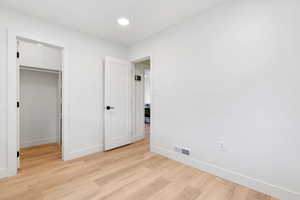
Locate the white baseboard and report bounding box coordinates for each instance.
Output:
[64,145,103,161]
[151,145,300,200]
[134,135,145,142]
[0,168,17,179]
[21,137,59,148]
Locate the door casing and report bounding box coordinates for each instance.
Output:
[16,38,64,167]
[6,31,69,177]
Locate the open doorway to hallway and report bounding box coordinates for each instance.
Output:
[133,58,151,144]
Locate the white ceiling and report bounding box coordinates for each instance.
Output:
[0,0,224,46]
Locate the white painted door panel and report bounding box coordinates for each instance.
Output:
[104,57,132,150]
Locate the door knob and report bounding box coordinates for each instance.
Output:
[106,106,114,110]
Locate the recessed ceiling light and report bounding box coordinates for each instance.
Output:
[118,18,130,26]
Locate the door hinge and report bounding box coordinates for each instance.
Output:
[17,151,20,158]
[17,52,20,58]
[17,101,20,108]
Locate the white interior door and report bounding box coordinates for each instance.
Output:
[104,57,132,150]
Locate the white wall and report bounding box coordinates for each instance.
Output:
[20,69,59,148]
[0,7,128,178]
[0,29,8,177]
[19,40,62,71]
[129,0,300,199]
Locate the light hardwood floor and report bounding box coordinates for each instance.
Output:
[0,131,278,200]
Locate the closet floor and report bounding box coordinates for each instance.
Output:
[20,143,61,170]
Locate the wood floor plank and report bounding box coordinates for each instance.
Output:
[174,186,202,200]
[231,185,250,200]
[124,177,170,200]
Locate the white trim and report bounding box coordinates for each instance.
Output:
[151,145,300,200]
[64,145,103,161]
[20,137,59,148]
[61,46,70,161]
[7,30,18,176]
[134,135,145,142]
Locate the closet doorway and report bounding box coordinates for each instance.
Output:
[132,58,151,143]
[17,38,63,170]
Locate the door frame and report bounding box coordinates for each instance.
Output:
[7,31,70,176]
[131,56,151,143]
